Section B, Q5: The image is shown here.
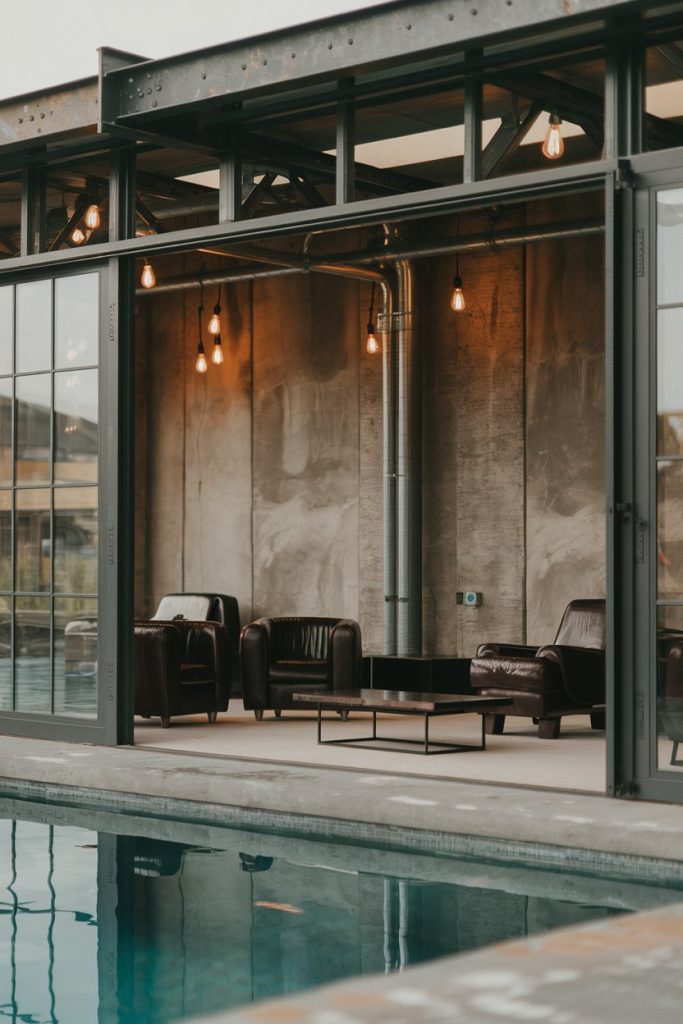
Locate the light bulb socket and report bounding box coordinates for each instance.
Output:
[453,275,463,289]
[367,321,376,335]
[197,339,205,354]
[549,112,562,126]
[213,303,221,315]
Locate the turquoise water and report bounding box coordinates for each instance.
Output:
[1,803,681,1024]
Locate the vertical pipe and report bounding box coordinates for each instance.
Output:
[396,259,421,656]
[379,276,397,654]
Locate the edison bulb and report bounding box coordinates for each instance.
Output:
[141,262,156,289]
[71,226,86,245]
[212,340,224,365]
[542,115,564,160]
[85,204,100,230]
[366,328,380,354]
[450,275,465,312]
[196,347,208,373]
[208,309,221,335]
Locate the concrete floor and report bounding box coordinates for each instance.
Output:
[135,704,607,793]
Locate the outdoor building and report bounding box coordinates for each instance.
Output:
[1,0,683,803]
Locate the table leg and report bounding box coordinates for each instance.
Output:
[481,712,486,751]
[372,711,377,739]
[317,704,322,744]
[424,714,430,755]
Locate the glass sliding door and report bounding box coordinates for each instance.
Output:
[0,270,109,737]
[628,164,683,800]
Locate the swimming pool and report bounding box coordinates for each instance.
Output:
[2,797,682,1024]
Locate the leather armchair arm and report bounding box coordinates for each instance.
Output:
[330,619,363,691]
[470,654,563,694]
[476,643,538,658]
[172,620,231,707]
[134,622,182,717]
[536,644,605,706]
[240,620,270,709]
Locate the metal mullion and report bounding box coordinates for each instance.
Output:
[219,136,242,223]
[336,78,355,206]
[463,57,482,185]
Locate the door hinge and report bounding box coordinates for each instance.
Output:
[616,158,635,190]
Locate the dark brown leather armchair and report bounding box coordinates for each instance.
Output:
[153,592,241,689]
[134,618,230,727]
[470,599,606,739]
[240,616,362,720]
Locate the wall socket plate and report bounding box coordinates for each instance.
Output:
[456,591,483,607]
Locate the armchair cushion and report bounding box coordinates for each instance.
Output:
[536,644,605,705]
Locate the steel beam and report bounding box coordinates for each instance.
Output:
[100,0,648,124]
[0,158,616,277]
[0,79,99,151]
[463,56,483,184]
[336,78,355,204]
[219,138,242,222]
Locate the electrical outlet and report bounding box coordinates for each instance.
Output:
[457,591,482,607]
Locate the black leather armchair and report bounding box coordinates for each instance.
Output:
[240,616,362,720]
[470,599,606,739]
[134,618,230,727]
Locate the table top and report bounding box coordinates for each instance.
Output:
[292,689,509,712]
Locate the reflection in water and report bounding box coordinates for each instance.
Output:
[0,814,643,1024]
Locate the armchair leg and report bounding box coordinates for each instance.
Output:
[160,715,171,729]
[254,709,264,722]
[590,711,606,730]
[207,710,218,724]
[485,714,505,735]
[274,709,282,719]
[539,718,561,739]
[338,710,350,722]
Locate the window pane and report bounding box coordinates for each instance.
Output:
[54,488,98,594]
[16,374,51,484]
[14,596,51,712]
[16,488,50,593]
[657,189,683,307]
[0,490,10,591]
[0,377,11,486]
[658,308,683,456]
[54,369,98,483]
[16,280,52,373]
[658,610,683,772]
[0,595,10,710]
[55,273,99,369]
[54,598,97,718]
[0,285,12,375]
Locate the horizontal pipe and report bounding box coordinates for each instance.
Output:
[135,218,603,295]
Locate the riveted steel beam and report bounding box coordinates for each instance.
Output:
[100,0,648,125]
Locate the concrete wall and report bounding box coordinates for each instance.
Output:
[135,203,605,655]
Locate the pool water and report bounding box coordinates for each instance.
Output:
[1,802,681,1024]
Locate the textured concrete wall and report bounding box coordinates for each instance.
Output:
[422,209,526,657]
[136,210,605,654]
[525,195,606,642]
[251,274,361,619]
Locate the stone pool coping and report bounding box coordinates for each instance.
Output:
[2,734,683,875]
[198,901,683,1024]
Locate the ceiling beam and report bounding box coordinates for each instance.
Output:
[482,102,544,179]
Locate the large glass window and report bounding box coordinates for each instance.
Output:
[656,189,683,771]
[0,272,99,719]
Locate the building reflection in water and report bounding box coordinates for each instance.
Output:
[1,816,629,1024]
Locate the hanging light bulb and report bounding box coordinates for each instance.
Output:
[71,226,86,245]
[196,340,208,374]
[212,335,224,365]
[450,274,466,312]
[140,261,156,289]
[542,113,564,160]
[84,203,100,230]
[365,282,380,354]
[195,282,208,373]
[208,308,221,335]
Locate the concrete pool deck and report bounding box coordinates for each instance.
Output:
[1,733,683,873]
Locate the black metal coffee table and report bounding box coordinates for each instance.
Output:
[292,689,510,755]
